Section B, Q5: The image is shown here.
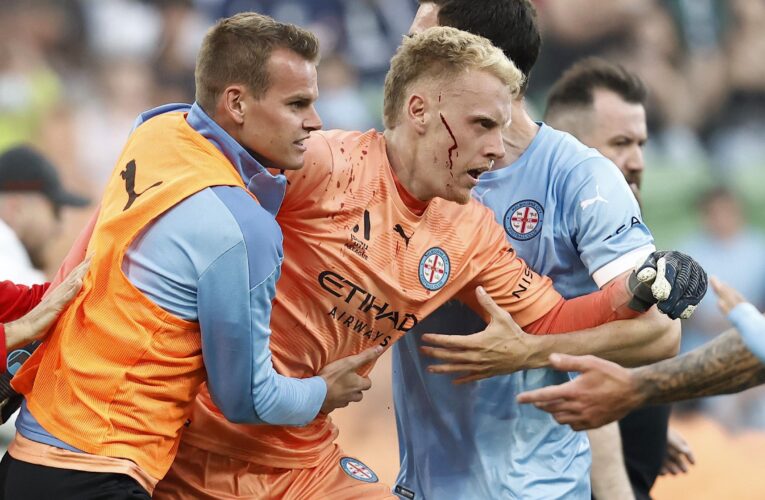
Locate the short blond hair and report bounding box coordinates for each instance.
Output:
[195,12,319,113]
[383,26,524,128]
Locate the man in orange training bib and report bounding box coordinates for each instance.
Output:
[2,13,382,499]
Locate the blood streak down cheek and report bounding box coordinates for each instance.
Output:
[439,112,458,171]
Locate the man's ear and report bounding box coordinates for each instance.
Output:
[219,85,247,125]
[406,93,429,135]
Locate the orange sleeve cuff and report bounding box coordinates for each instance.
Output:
[526,277,640,335]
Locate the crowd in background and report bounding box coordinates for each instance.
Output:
[1,0,765,496]
[4,1,765,185]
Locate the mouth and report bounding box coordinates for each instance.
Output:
[293,137,310,151]
[467,167,490,180]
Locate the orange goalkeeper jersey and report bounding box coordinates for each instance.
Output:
[185,130,562,467]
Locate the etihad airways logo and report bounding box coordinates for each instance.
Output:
[318,270,419,332]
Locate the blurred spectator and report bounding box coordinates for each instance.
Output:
[316,55,377,130]
[625,1,726,167]
[529,0,654,99]
[708,0,765,171]
[681,186,765,429]
[153,0,207,104]
[0,1,66,151]
[531,0,757,170]
[72,58,159,191]
[81,0,163,61]
[0,146,89,283]
[216,0,416,81]
[682,186,765,349]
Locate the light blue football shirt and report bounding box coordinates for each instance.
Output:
[392,123,655,500]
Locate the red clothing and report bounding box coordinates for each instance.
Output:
[0,281,50,372]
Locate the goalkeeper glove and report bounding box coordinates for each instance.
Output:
[628,251,708,320]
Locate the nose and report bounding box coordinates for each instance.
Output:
[484,129,505,161]
[624,145,644,173]
[304,105,323,132]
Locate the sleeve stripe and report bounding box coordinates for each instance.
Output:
[592,244,656,288]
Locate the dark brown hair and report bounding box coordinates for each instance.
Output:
[195,12,319,112]
[544,57,647,120]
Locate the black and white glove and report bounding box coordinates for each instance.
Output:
[628,251,708,320]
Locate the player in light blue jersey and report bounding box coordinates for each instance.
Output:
[392,2,682,499]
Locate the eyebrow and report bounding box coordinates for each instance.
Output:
[285,92,315,101]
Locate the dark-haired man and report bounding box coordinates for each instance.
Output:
[392,2,683,499]
[545,57,692,500]
[545,57,648,206]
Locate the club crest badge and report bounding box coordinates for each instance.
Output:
[418,247,450,291]
[339,457,379,483]
[504,200,543,240]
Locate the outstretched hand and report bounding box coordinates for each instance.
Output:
[711,276,746,316]
[660,427,695,475]
[4,256,91,349]
[318,346,384,414]
[419,286,537,384]
[516,353,644,430]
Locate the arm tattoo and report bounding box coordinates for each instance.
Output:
[633,328,765,406]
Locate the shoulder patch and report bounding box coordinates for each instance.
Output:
[503,200,543,240]
[339,457,379,483]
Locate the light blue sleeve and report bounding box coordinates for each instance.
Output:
[198,186,326,425]
[728,303,765,364]
[124,187,326,426]
[563,156,655,286]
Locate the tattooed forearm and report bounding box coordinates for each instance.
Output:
[632,329,765,406]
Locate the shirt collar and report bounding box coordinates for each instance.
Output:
[186,102,286,216]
